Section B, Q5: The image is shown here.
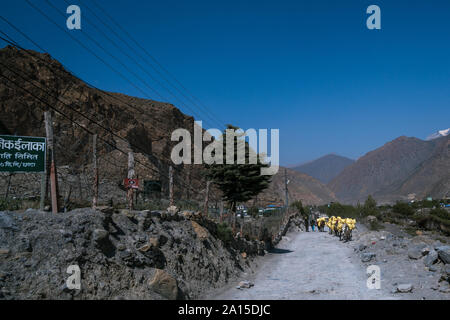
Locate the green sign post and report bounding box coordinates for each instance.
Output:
[0,135,46,173]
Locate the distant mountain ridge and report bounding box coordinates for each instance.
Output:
[427,128,450,141]
[328,135,450,204]
[291,154,355,184]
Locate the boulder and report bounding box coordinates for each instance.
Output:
[421,247,430,256]
[440,264,450,282]
[424,250,438,267]
[444,264,450,276]
[137,212,153,231]
[138,244,151,253]
[0,212,18,230]
[167,206,179,215]
[120,209,135,219]
[17,236,32,252]
[407,247,423,260]
[150,211,162,218]
[396,284,413,293]
[435,246,450,264]
[429,265,438,272]
[361,252,376,262]
[149,237,159,248]
[433,241,443,250]
[237,280,254,289]
[367,216,377,223]
[438,282,450,293]
[95,206,114,214]
[92,229,109,243]
[191,221,208,240]
[148,269,179,300]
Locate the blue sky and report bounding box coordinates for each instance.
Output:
[1,0,449,165]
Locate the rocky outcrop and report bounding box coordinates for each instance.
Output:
[0,208,263,300]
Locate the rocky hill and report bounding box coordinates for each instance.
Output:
[0,45,335,207]
[328,135,450,204]
[291,154,355,184]
[0,45,206,204]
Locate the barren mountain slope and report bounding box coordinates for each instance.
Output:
[328,136,449,204]
[291,154,355,184]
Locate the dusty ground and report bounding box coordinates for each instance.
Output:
[210,224,450,300]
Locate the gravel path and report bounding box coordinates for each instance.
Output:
[213,230,395,300]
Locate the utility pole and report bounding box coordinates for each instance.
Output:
[168,165,174,206]
[127,151,135,210]
[284,168,289,208]
[284,168,290,225]
[92,134,98,208]
[45,111,59,213]
[203,180,211,217]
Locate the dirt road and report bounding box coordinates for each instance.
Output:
[213,229,395,299]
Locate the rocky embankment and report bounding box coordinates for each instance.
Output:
[0,207,268,300]
[352,223,450,298]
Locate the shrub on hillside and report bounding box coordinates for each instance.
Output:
[361,195,379,217]
[413,209,450,236]
[217,222,233,245]
[430,208,449,220]
[392,202,415,216]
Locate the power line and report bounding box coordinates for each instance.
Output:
[0,21,198,141]
[0,31,198,198]
[81,0,226,128]
[22,1,169,109]
[25,0,218,129]
[0,31,161,142]
[0,67,204,199]
[65,0,225,130]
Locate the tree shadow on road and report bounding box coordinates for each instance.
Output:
[268,247,293,254]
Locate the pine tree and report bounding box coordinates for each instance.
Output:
[205,125,272,234]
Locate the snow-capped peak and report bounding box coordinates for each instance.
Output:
[426,128,450,141]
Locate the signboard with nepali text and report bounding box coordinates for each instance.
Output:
[0,135,46,173]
